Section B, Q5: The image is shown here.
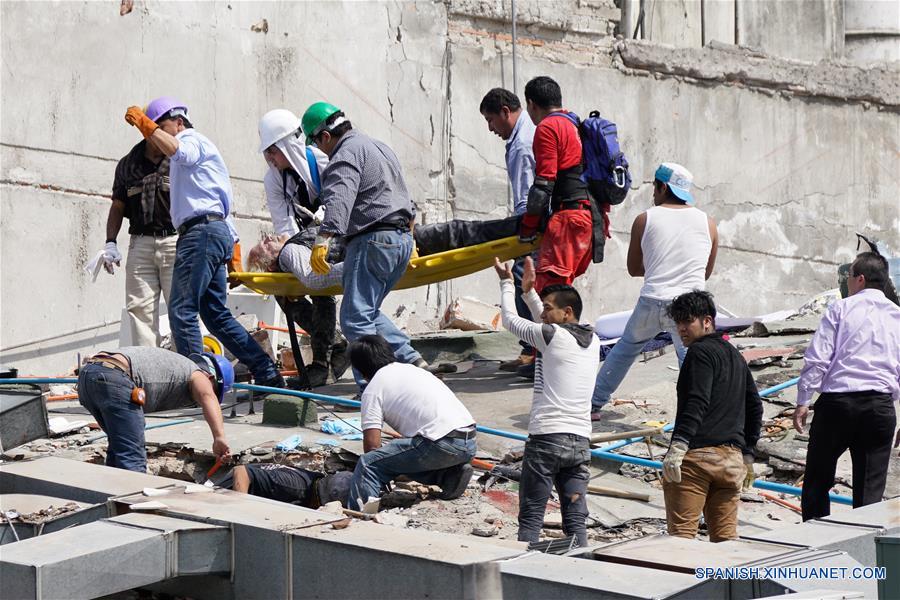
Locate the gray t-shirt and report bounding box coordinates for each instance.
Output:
[110,347,201,413]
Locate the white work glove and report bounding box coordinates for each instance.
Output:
[662,441,689,483]
[102,241,122,274]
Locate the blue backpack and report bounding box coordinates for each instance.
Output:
[553,110,631,206]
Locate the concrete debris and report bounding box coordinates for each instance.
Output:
[7,501,81,524]
[118,0,133,16]
[471,525,499,537]
[440,297,501,332]
[250,18,268,34]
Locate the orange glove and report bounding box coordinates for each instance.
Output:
[125,106,158,139]
[227,243,243,289]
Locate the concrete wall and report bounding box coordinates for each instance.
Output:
[2,0,898,373]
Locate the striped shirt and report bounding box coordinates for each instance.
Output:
[318,130,416,237]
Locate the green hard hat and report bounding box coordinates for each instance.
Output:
[301,101,342,145]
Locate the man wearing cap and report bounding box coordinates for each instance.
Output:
[256,109,348,386]
[123,99,284,389]
[300,102,427,388]
[100,108,177,347]
[78,347,233,472]
[591,163,718,421]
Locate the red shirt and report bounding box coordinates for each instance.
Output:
[533,111,582,181]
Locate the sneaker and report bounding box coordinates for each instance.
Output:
[499,353,534,372]
[436,463,474,500]
[256,373,285,389]
[516,361,535,380]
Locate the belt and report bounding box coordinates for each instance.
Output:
[87,357,129,375]
[557,200,591,211]
[134,228,177,238]
[444,426,477,441]
[177,214,224,236]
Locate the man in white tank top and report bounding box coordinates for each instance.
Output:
[591,163,718,420]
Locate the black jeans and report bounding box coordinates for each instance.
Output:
[276,295,344,366]
[801,392,896,521]
[518,433,591,547]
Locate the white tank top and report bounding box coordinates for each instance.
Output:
[639,205,711,300]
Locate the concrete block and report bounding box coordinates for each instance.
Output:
[821,498,900,534]
[0,457,184,504]
[262,394,319,427]
[289,520,523,599]
[743,519,885,566]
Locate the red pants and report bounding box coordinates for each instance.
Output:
[535,209,593,293]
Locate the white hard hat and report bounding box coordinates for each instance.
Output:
[258,109,302,153]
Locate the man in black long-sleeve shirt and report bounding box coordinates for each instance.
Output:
[660,291,763,542]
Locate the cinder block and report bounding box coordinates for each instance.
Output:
[262,394,319,427]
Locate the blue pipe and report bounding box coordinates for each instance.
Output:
[759,377,800,397]
[86,417,194,443]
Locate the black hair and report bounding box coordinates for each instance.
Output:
[851,252,888,289]
[667,290,717,324]
[479,88,522,114]
[322,110,352,140]
[348,334,396,381]
[653,179,682,203]
[524,76,562,110]
[157,114,193,129]
[539,284,583,319]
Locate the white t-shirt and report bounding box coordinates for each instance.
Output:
[360,363,475,440]
[639,205,711,301]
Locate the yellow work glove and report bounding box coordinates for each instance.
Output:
[310,234,332,275]
[742,454,756,491]
[662,440,688,483]
[407,245,420,270]
[125,106,159,139]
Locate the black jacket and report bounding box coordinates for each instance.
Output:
[672,333,763,454]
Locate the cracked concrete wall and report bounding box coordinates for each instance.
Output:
[2,0,898,374]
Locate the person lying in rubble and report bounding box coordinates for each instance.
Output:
[256,109,348,387]
[493,256,599,548]
[660,291,763,542]
[77,347,233,473]
[345,334,477,511]
[220,463,352,508]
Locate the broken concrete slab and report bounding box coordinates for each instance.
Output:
[0,493,106,545]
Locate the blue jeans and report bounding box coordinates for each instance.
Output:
[340,229,421,387]
[592,296,687,411]
[78,363,147,472]
[168,220,279,382]
[512,255,537,354]
[518,433,591,547]
[348,435,476,511]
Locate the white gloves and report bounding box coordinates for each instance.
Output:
[102,241,122,274]
[662,441,689,483]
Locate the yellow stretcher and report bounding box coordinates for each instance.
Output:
[231,235,539,297]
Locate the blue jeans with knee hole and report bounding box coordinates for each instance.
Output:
[348,436,476,511]
[592,296,687,411]
[518,433,591,547]
[78,363,147,472]
[167,220,279,382]
[340,229,421,387]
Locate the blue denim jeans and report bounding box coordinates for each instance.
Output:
[78,363,147,472]
[348,436,476,511]
[592,296,687,411]
[340,228,421,387]
[518,433,591,547]
[168,220,279,382]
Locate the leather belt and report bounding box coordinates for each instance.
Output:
[177,214,224,236]
[134,229,177,237]
[444,426,477,441]
[87,357,129,375]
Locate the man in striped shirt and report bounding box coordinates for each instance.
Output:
[302,102,425,389]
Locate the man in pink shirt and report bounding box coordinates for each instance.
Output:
[794,252,900,520]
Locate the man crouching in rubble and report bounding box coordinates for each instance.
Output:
[493,256,600,548]
[78,347,233,472]
[346,335,477,511]
[661,291,763,542]
[222,464,352,508]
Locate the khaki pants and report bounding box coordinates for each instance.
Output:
[662,445,744,542]
[125,234,177,347]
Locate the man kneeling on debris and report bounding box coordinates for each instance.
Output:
[346,335,477,511]
[493,256,599,548]
[661,291,763,542]
[78,347,233,472]
[221,463,352,508]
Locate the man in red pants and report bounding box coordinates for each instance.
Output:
[518,76,593,292]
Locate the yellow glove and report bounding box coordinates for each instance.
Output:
[310,234,332,275]
[662,441,688,483]
[742,454,756,491]
[125,106,158,139]
[407,245,420,270]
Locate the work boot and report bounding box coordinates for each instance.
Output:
[436,463,474,500]
[414,358,458,375]
[330,341,350,381]
[305,362,329,388]
[499,353,534,373]
[516,361,535,380]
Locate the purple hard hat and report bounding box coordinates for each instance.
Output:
[145,96,189,123]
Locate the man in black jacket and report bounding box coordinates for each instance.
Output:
[661,291,763,542]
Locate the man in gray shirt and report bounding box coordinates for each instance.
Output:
[301,101,424,389]
[78,347,233,472]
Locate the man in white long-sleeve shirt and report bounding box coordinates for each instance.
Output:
[493,256,600,547]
